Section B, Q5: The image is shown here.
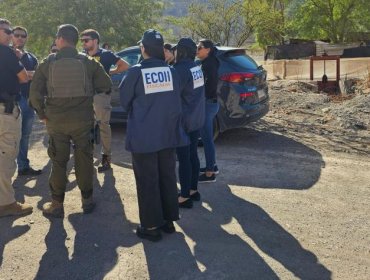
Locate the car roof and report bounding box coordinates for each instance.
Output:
[116,45,247,56]
[216,46,245,51]
[116,46,140,54]
[215,46,247,55]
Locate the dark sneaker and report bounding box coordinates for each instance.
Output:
[199,165,219,175]
[198,173,216,183]
[136,226,162,242]
[42,200,64,218]
[18,167,42,176]
[190,191,201,201]
[98,154,111,173]
[179,198,193,209]
[0,202,33,218]
[82,196,95,214]
[160,221,176,234]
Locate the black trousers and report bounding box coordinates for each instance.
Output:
[132,148,179,228]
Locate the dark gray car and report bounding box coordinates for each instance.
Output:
[110,46,269,139]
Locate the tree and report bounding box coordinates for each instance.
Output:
[288,0,370,43]
[169,0,255,47]
[253,0,290,48]
[0,0,162,57]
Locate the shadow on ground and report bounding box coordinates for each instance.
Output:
[135,128,331,279]
[1,125,331,279]
[172,183,332,279]
[33,169,138,279]
[214,127,325,189]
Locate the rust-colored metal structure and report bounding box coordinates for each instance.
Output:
[310,55,340,93]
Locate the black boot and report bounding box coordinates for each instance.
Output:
[98,154,111,173]
[136,226,162,242]
[82,196,96,214]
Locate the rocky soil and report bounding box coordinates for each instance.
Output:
[251,79,370,155]
[0,77,369,280]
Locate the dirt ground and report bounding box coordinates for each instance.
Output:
[0,80,369,280]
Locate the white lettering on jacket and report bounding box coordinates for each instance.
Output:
[141,67,173,94]
[190,66,204,89]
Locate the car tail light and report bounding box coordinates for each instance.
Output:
[240,92,254,98]
[220,72,255,83]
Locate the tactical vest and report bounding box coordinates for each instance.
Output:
[47,53,93,98]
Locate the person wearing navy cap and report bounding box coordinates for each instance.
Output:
[172,38,205,208]
[119,29,189,242]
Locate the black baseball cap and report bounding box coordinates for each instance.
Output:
[172,37,196,52]
[137,29,164,47]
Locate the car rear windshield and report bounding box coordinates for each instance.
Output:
[223,50,259,70]
[117,51,141,66]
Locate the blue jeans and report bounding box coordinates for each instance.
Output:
[176,130,200,198]
[200,100,219,172]
[17,95,35,170]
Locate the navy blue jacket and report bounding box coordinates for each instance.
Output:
[174,58,205,132]
[119,58,189,153]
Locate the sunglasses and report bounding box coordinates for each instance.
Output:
[80,38,93,43]
[0,28,13,35]
[13,34,27,38]
[197,45,205,50]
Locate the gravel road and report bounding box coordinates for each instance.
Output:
[0,80,369,280]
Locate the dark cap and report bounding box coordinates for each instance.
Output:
[137,29,164,47]
[172,37,196,52]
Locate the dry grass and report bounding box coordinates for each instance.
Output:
[329,94,355,103]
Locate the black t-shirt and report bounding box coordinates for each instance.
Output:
[0,45,24,96]
[201,54,219,100]
[20,51,38,97]
[91,48,120,74]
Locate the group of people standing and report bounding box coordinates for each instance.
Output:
[0,19,129,218]
[0,19,220,243]
[120,30,220,241]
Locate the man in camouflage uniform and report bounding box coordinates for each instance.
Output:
[29,24,111,218]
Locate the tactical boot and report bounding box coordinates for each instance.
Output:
[98,154,111,173]
[82,196,95,214]
[42,200,64,218]
[0,202,33,218]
